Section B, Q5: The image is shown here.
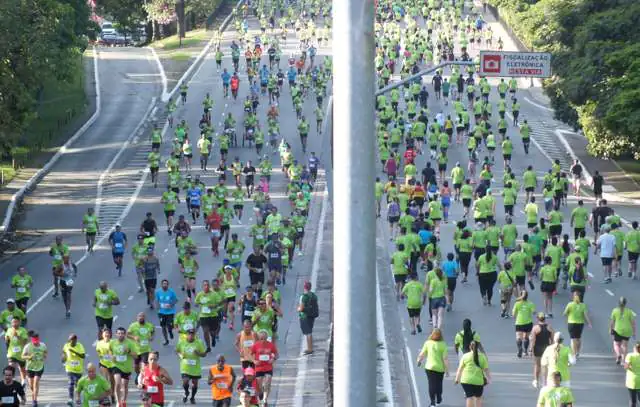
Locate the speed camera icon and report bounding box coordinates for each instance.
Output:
[482,54,501,74]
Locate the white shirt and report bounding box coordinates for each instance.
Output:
[597,233,616,258]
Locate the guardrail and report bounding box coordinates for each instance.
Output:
[0,46,102,235]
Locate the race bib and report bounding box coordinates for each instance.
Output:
[225,288,235,296]
[146,386,159,394]
[183,323,194,331]
[256,234,264,240]
[115,242,123,249]
[297,227,303,232]
[216,382,228,389]
[69,360,80,367]
[98,303,108,309]
[115,355,127,362]
[66,278,74,286]
[139,328,148,335]
[201,306,211,314]
[17,287,26,293]
[161,303,172,309]
[102,355,112,361]
[1,397,14,404]
[54,254,62,261]
[11,346,20,353]
[88,400,99,407]
[140,340,149,347]
[243,340,254,348]
[186,359,196,366]
[244,310,254,317]
[258,354,270,361]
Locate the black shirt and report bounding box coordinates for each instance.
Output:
[595,206,614,228]
[246,253,268,271]
[243,166,256,183]
[264,242,283,263]
[570,164,583,176]
[422,167,436,186]
[0,380,25,406]
[142,219,157,235]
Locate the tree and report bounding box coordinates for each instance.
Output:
[95,0,145,39]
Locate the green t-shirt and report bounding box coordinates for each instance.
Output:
[128,321,155,354]
[508,251,528,277]
[497,270,515,290]
[175,311,199,337]
[486,226,500,247]
[428,275,446,299]
[63,342,86,374]
[542,344,572,382]
[472,230,487,249]
[391,251,410,275]
[536,385,574,407]
[5,327,28,360]
[94,289,118,319]
[477,254,497,274]
[12,274,33,300]
[402,280,424,309]
[502,225,517,249]
[195,290,223,318]
[420,339,448,373]
[177,338,206,376]
[625,352,640,390]
[513,300,536,326]
[110,339,136,373]
[77,375,112,407]
[458,351,488,385]
[540,265,557,283]
[22,342,47,372]
[564,301,587,324]
[611,307,636,337]
[571,206,588,229]
[83,214,98,233]
[626,230,640,254]
[525,203,538,224]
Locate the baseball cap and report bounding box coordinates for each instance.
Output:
[537,312,546,320]
[6,298,15,304]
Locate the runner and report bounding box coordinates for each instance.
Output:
[93,282,120,340]
[62,334,86,407]
[137,351,173,407]
[251,331,278,406]
[208,355,236,407]
[176,329,207,404]
[416,328,449,407]
[610,297,637,365]
[563,292,592,358]
[21,331,47,406]
[110,327,137,406]
[76,363,112,407]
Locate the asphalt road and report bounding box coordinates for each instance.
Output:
[0,16,329,406]
[374,6,635,407]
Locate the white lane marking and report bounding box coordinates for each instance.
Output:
[524,96,555,112]
[146,47,169,101]
[405,345,421,407]
[128,295,134,301]
[376,271,395,407]
[588,272,594,278]
[95,96,156,220]
[114,315,119,321]
[605,289,614,297]
[293,188,328,406]
[167,402,175,407]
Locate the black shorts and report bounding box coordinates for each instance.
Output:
[525,187,534,193]
[86,232,97,238]
[447,277,457,292]
[181,374,201,380]
[159,313,174,327]
[515,323,533,333]
[8,358,25,368]
[629,252,639,263]
[461,383,484,398]
[540,281,556,293]
[613,330,630,343]
[135,352,149,365]
[438,163,447,172]
[99,363,114,373]
[268,262,282,273]
[568,323,584,339]
[256,370,273,378]
[300,317,315,335]
[388,215,400,223]
[407,308,421,318]
[152,142,161,150]
[394,274,407,284]
[112,367,131,380]
[15,297,29,310]
[145,279,157,291]
[96,316,113,331]
[27,369,43,378]
[250,271,265,286]
[165,210,175,218]
[200,316,220,332]
[601,257,613,266]
[234,204,244,210]
[462,198,472,208]
[503,154,511,160]
[549,225,562,236]
[515,275,526,286]
[221,224,230,233]
[473,248,485,261]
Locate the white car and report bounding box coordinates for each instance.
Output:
[101,22,116,37]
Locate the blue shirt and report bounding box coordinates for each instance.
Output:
[287,69,297,81]
[419,230,433,245]
[221,72,231,84]
[442,260,458,278]
[109,231,127,254]
[155,288,178,315]
[188,188,202,206]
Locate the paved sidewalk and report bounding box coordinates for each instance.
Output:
[481,2,640,204]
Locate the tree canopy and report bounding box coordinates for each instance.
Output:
[490,0,640,158]
[0,0,95,155]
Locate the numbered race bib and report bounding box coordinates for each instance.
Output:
[69,360,80,367]
[161,303,172,309]
[54,254,62,261]
[186,359,196,366]
[17,287,26,293]
[98,303,108,309]
[140,340,149,347]
[256,234,264,240]
[183,323,194,331]
[66,278,74,286]
[216,382,228,389]
[258,354,270,362]
[115,355,127,362]
[243,340,254,347]
[102,355,112,361]
[201,306,211,314]
[146,386,159,394]
[114,242,124,249]
[244,310,254,317]
[88,400,99,407]
[297,227,303,232]
[1,397,14,404]
[11,346,20,353]
[225,288,235,296]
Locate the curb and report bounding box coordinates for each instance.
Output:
[0,46,102,235]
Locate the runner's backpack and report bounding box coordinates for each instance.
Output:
[572,267,584,284]
[305,292,319,318]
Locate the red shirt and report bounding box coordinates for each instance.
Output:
[206,212,222,230]
[404,149,416,165]
[251,341,277,373]
[141,365,165,404]
[231,77,239,90]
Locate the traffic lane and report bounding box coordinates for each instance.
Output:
[379,196,629,406]
[20,48,160,232]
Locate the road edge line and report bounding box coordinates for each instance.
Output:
[1,46,102,235]
[147,47,169,101]
[293,187,328,406]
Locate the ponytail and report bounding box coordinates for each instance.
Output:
[471,341,481,368]
[462,319,473,353]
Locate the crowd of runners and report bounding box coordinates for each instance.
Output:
[1,1,328,406]
[374,0,640,407]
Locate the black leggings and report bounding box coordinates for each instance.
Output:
[630,388,640,407]
[459,252,472,277]
[426,369,444,405]
[478,272,497,302]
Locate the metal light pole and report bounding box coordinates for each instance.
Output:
[333,0,376,406]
